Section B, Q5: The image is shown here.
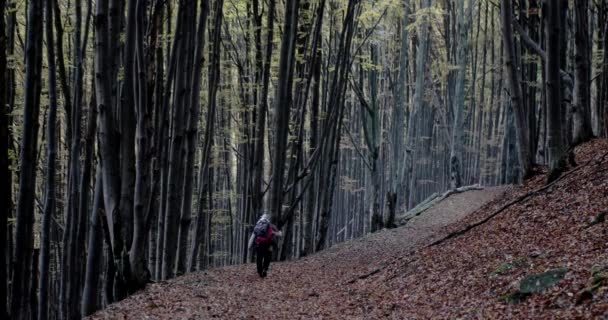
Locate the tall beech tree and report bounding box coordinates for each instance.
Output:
[11,0,43,318]
[5,0,608,318]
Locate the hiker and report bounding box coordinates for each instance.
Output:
[248,212,282,278]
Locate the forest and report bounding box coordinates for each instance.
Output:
[1,0,607,318]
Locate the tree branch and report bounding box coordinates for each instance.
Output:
[344,125,374,171]
[429,151,608,247]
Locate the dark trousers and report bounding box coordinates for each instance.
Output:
[255,245,272,276]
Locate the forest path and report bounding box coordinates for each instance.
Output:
[90,187,508,319]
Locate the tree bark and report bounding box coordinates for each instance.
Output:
[10,0,43,317]
[38,0,58,317]
[177,0,211,274]
[162,0,196,280]
[450,0,473,189]
[500,0,533,180]
[38,0,57,320]
[0,0,10,316]
[269,0,300,225]
[572,0,593,145]
[81,169,104,316]
[545,0,566,182]
[95,0,124,296]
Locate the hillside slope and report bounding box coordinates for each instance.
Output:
[90,139,608,319]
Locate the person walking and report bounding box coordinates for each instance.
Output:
[248,212,282,278]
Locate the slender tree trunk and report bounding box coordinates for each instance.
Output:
[38,0,58,317]
[546,0,566,182]
[162,0,195,280]
[500,0,533,180]
[450,0,473,189]
[95,0,124,297]
[572,0,593,145]
[177,0,211,275]
[316,0,359,251]
[269,0,300,225]
[0,0,10,316]
[304,19,323,255]
[61,0,84,312]
[10,0,43,317]
[129,0,153,288]
[251,0,275,228]
[81,169,104,316]
[189,0,221,272]
[407,0,430,207]
[388,1,409,219]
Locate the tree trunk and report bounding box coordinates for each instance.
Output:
[95,0,125,297]
[316,0,359,251]
[38,0,58,317]
[188,0,221,272]
[269,0,300,224]
[572,0,593,145]
[389,1,409,216]
[0,0,10,316]
[500,0,533,180]
[81,169,104,316]
[251,0,275,230]
[545,0,566,182]
[162,0,195,280]
[450,0,473,189]
[177,0,211,275]
[10,0,43,317]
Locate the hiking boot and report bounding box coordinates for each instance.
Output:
[262,270,267,278]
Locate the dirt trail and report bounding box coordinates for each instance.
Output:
[90,187,508,320]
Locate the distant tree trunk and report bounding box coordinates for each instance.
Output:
[10,0,43,317]
[388,1,409,220]
[304,9,323,254]
[526,0,540,160]
[407,0,430,207]
[0,0,10,316]
[545,0,566,182]
[572,0,593,145]
[500,0,533,180]
[38,0,58,317]
[367,45,382,233]
[449,0,473,189]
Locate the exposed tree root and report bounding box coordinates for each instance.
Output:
[429,151,608,247]
[398,185,484,226]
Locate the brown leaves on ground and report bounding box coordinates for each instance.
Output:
[89,140,608,319]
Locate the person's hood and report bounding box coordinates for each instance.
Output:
[260,213,270,222]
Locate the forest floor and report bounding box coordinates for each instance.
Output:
[90,139,608,319]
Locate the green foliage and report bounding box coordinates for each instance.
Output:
[406,4,444,33]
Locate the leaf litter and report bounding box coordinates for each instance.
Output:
[89,139,608,319]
